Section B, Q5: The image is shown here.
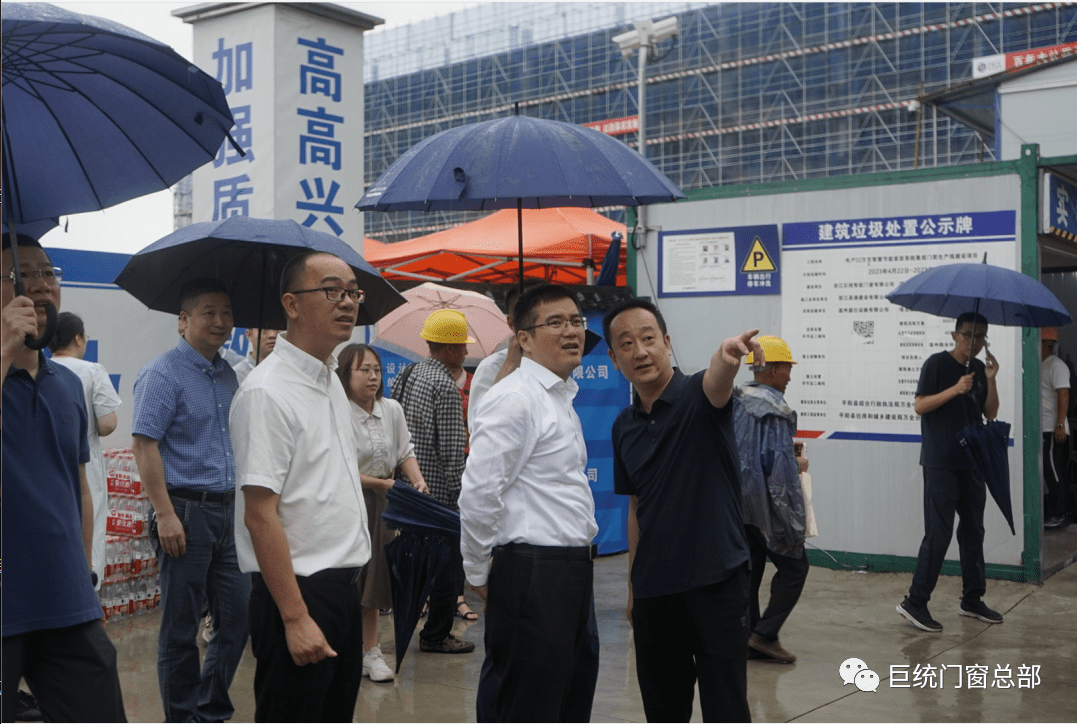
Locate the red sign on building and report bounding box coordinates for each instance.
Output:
[582,115,639,136]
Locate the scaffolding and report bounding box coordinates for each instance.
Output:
[364,2,1077,243]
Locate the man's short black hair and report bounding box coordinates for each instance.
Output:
[513,284,581,332]
[955,312,988,331]
[178,278,229,315]
[2,232,45,252]
[49,312,85,353]
[603,298,667,344]
[280,251,330,299]
[504,279,545,329]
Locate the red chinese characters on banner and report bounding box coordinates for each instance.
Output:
[582,115,639,136]
[1006,41,1077,70]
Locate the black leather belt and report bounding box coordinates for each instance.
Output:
[494,543,597,561]
[306,567,364,585]
[167,487,236,504]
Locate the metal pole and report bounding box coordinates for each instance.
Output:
[636,39,648,246]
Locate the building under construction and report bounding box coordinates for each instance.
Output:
[362,1,1077,243]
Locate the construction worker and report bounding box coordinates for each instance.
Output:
[734,335,809,663]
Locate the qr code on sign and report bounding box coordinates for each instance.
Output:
[853,320,874,344]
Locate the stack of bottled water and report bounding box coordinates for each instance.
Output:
[100,449,161,621]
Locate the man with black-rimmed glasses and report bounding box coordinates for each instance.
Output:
[898,311,1002,633]
[231,251,372,721]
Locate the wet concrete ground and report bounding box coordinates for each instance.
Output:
[103,552,1075,722]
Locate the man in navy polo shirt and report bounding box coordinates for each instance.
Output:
[2,233,126,722]
[606,297,761,723]
[132,278,250,723]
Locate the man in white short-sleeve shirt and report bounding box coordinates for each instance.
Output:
[230,251,370,722]
[1040,327,1071,529]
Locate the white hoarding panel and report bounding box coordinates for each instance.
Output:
[781,211,1018,443]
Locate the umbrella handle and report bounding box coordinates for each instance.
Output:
[22,300,58,350]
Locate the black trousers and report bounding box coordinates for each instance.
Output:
[1043,431,1071,520]
[745,526,810,642]
[249,569,363,723]
[484,543,599,722]
[632,565,751,723]
[908,467,986,608]
[420,538,464,643]
[2,619,126,723]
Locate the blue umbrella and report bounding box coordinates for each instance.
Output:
[382,479,460,537]
[885,262,1071,327]
[356,111,684,286]
[114,216,407,329]
[3,2,236,349]
[2,2,236,224]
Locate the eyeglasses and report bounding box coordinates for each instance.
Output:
[5,267,63,285]
[957,331,987,342]
[288,286,365,303]
[522,316,587,333]
[356,366,381,377]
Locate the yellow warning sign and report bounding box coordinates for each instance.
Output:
[740,237,776,273]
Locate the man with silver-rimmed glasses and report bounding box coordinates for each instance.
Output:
[460,284,600,722]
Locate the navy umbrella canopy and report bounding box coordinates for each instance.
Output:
[886,262,1071,328]
[114,216,407,329]
[356,112,685,288]
[356,115,685,213]
[1,2,236,225]
[2,2,235,349]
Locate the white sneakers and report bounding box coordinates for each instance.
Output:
[363,647,395,682]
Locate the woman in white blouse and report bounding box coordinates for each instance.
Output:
[337,344,428,682]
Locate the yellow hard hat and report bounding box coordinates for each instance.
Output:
[420,310,475,344]
[746,335,796,365]
[1041,327,1058,341]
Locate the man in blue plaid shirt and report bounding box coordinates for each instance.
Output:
[132,278,250,723]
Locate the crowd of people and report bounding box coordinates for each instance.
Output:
[3,232,1072,723]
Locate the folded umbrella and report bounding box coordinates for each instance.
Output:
[381,481,460,672]
[384,533,451,674]
[382,479,460,537]
[959,420,1015,535]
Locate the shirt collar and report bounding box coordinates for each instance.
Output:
[175,336,227,373]
[4,351,55,380]
[274,333,339,381]
[350,397,382,422]
[632,367,686,414]
[519,357,579,397]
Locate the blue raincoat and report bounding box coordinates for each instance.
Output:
[733,382,806,556]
